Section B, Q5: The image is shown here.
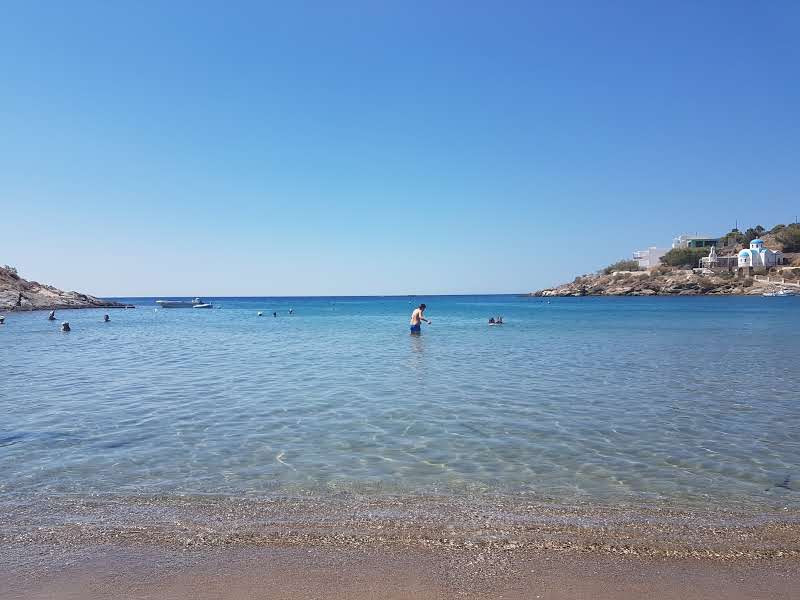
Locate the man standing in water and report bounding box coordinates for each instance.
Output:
[409,303,431,334]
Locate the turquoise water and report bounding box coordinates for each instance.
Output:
[1,295,798,509]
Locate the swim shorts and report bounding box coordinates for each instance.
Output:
[410,324,421,333]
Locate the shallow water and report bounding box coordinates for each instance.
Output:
[1,295,798,509]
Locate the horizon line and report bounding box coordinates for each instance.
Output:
[103,292,530,299]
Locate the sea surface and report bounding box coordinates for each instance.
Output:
[1,295,798,511]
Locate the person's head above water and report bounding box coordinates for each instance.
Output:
[419,304,426,311]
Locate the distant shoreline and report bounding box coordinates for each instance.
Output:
[0,265,132,312]
[6,302,134,312]
[532,268,798,297]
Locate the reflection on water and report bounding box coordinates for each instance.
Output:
[0,295,799,510]
[408,329,426,384]
[409,328,425,352]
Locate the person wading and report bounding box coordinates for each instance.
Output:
[409,303,431,334]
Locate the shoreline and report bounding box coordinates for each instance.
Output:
[4,302,135,312]
[2,494,798,599]
[532,267,799,297]
[531,290,781,297]
[3,493,798,559]
[0,265,134,312]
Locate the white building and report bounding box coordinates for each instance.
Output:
[737,239,783,271]
[699,246,737,270]
[672,234,719,249]
[632,247,667,269]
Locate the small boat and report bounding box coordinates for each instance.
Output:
[762,289,796,297]
[155,297,212,308]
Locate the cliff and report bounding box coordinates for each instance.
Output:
[533,268,794,297]
[0,265,130,311]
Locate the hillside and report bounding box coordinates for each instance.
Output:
[535,223,800,297]
[0,265,129,311]
[534,264,800,297]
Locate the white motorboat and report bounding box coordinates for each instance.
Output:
[762,289,796,297]
[156,297,212,308]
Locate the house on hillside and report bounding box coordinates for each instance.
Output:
[632,247,667,269]
[672,234,719,249]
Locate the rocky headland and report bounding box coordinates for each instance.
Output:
[535,223,800,297]
[534,268,768,297]
[0,265,130,311]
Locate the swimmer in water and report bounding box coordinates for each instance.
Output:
[0,316,5,325]
[409,303,430,334]
[48,310,56,321]
[103,314,110,322]
[61,321,71,332]
[273,311,277,318]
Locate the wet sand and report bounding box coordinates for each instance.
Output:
[3,543,799,599]
[1,494,798,599]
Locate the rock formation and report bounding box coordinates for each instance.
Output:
[0,265,130,311]
[533,268,785,297]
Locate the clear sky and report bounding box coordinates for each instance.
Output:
[1,1,798,296]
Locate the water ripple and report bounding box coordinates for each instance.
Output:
[1,295,798,510]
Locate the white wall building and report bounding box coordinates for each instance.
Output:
[672,234,719,249]
[737,239,783,271]
[632,247,667,269]
[699,246,738,270]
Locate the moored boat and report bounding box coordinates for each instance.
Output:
[762,289,796,297]
[155,297,212,308]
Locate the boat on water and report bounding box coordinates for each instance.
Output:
[155,297,213,308]
[762,289,796,297]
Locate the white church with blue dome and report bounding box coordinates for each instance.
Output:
[738,239,783,271]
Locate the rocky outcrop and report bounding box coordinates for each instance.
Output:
[0,265,130,311]
[534,269,765,297]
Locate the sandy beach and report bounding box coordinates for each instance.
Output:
[2,494,798,599]
[4,543,799,600]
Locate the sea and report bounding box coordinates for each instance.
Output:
[1,295,798,511]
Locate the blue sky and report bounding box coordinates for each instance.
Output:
[1,1,798,296]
